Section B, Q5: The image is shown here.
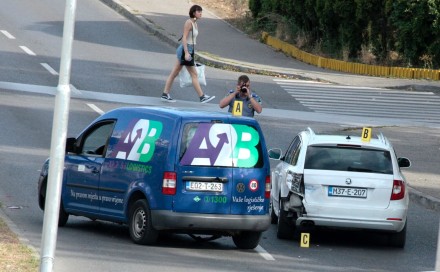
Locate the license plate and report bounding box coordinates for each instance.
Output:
[328,186,367,198]
[186,181,223,192]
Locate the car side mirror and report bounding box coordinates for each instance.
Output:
[66,137,78,153]
[397,157,411,168]
[268,148,282,160]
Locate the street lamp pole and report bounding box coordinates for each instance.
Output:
[39,0,77,271]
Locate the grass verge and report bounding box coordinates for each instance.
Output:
[0,217,39,272]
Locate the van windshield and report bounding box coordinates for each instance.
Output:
[179,123,264,168]
[304,146,393,174]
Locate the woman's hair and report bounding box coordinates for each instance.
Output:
[189,5,202,18]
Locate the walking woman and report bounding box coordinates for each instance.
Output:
[161,4,215,103]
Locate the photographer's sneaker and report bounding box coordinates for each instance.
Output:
[161,93,176,103]
[200,94,215,103]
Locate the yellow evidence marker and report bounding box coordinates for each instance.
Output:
[300,233,310,248]
[361,127,372,142]
[232,100,243,116]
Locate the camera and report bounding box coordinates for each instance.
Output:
[240,84,248,93]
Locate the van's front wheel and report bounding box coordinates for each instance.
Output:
[129,199,158,245]
[232,231,262,249]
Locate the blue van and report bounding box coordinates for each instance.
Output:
[38,107,271,249]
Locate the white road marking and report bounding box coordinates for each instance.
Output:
[87,103,105,115]
[40,63,59,75]
[69,84,82,95]
[19,46,36,56]
[255,245,275,261]
[1,30,15,39]
[1,81,437,128]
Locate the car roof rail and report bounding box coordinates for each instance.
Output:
[306,127,315,137]
[377,132,389,146]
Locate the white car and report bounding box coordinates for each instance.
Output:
[268,127,411,247]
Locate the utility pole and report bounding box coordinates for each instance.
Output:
[39,0,77,271]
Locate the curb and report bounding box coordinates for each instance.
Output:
[100,0,440,92]
[409,187,440,212]
[99,0,317,81]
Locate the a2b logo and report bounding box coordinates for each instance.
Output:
[112,119,163,162]
[180,123,260,167]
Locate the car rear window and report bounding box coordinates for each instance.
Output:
[304,146,393,174]
[179,122,264,168]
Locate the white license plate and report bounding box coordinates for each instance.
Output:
[328,186,367,198]
[186,181,223,192]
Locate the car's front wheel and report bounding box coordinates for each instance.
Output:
[388,221,407,248]
[277,199,296,240]
[129,199,158,245]
[269,200,278,224]
[39,177,69,226]
[232,231,262,249]
[58,200,69,227]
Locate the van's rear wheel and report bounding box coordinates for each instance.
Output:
[232,231,262,249]
[129,199,158,245]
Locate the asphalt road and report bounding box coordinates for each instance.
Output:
[0,90,439,272]
[0,0,439,271]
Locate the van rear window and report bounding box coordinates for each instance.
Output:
[179,123,263,168]
[304,146,393,174]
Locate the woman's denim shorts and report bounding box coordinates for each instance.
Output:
[177,44,195,66]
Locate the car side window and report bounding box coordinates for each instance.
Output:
[284,136,301,166]
[81,121,115,156]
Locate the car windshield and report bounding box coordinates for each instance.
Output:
[304,146,393,174]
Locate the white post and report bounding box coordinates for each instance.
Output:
[39,0,77,271]
[436,219,440,272]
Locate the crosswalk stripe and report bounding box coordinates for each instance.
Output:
[274,79,440,124]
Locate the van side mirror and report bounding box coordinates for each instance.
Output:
[268,148,282,160]
[66,137,78,153]
[397,157,411,168]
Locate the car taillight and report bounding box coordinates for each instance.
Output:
[265,175,271,199]
[162,172,176,195]
[390,179,405,200]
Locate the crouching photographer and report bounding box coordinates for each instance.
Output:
[219,75,262,117]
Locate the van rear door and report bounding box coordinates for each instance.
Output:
[174,121,268,215]
[174,122,234,214]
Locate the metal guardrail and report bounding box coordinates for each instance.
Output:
[262,32,440,81]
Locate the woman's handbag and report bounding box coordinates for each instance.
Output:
[180,47,195,66]
[179,63,206,88]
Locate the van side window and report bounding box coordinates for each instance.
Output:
[81,121,115,156]
[179,123,198,160]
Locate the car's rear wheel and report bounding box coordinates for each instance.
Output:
[277,199,296,240]
[269,200,278,224]
[232,231,262,249]
[129,199,158,245]
[388,221,407,248]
